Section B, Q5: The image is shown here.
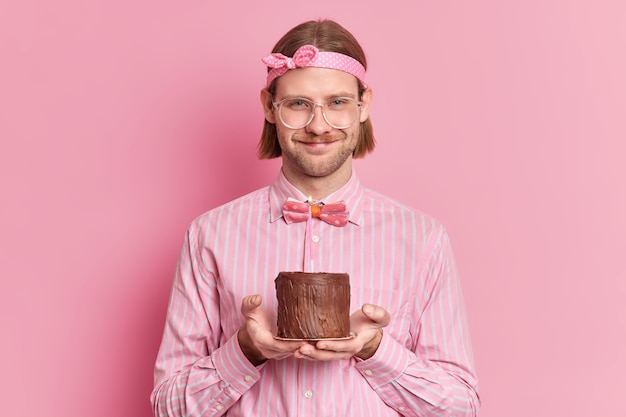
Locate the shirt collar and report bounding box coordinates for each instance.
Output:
[269,169,364,226]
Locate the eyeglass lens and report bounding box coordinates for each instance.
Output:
[278,98,360,129]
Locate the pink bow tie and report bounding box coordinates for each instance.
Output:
[282,199,350,227]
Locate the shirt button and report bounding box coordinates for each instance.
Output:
[364,369,373,375]
[312,235,320,243]
[399,406,406,411]
[216,405,223,411]
[304,390,313,398]
[244,375,253,382]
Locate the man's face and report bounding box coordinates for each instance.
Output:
[263,67,371,181]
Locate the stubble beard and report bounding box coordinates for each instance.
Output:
[283,132,358,178]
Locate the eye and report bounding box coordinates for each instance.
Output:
[285,99,311,110]
[327,98,350,109]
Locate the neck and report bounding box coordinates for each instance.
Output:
[281,163,353,201]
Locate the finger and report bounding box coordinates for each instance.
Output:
[362,304,391,327]
[241,294,262,316]
[296,344,354,361]
[268,340,309,354]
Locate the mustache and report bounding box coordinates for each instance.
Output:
[292,133,344,142]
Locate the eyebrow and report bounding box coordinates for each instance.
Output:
[278,92,358,101]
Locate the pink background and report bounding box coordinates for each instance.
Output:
[2,1,625,416]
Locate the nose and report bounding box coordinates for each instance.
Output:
[305,104,333,135]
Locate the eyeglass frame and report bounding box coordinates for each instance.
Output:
[271,96,363,129]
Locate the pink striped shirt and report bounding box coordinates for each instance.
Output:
[151,170,480,417]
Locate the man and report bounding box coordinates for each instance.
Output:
[151,19,480,417]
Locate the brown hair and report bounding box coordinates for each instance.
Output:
[258,19,375,159]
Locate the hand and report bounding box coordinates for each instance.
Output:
[238,295,307,365]
[294,303,390,361]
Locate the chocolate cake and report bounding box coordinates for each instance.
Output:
[275,271,350,339]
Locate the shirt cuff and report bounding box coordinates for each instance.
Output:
[354,333,411,388]
[208,333,264,394]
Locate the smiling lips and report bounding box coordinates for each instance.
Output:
[300,139,336,145]
[294,134,342,145]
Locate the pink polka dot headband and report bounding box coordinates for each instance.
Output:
[262,44,367,88]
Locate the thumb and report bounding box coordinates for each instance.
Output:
[362,303,391,327]
[241,294,263,316]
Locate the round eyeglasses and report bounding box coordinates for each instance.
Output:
[272,97,362,129]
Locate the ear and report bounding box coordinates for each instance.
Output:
[260,89,276,124]
[358,87,373,123]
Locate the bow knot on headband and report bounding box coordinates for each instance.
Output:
[262,44,367,88]
[262,44,319,70]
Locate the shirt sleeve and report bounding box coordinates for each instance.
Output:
[150,225,263,417]
[354,225,481,417]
